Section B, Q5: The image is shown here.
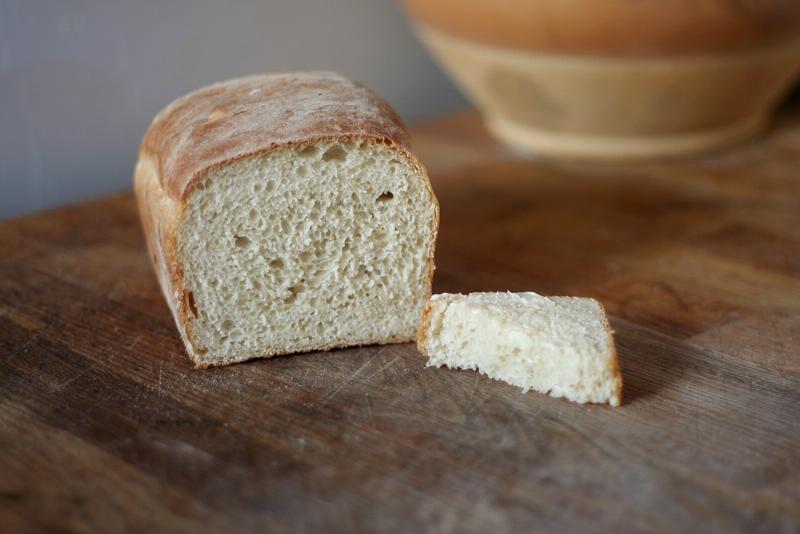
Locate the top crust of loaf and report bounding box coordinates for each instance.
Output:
[140,71,415,201]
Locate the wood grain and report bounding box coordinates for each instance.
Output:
[2,108,800,533]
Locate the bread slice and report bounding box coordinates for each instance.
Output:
[134,72,439,367]
[417,292,622,405]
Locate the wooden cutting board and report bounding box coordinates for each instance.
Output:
[2,109,799,533]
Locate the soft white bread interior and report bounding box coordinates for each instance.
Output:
[179,141,436,365]
[418,292,622,406]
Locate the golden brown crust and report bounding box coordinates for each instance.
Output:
[596,300,623,406]
[416,300,435,357]
[134,157,203,361]
[403,0,800,56]
[610,344,623,406]
[140,71,415,201]
[135,72,439,366]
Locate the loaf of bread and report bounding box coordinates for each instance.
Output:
[418,292,622,405]
[134,72,439,367]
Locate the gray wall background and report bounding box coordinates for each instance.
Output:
[0,0,466,220]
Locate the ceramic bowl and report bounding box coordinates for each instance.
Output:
[403,0,800,160]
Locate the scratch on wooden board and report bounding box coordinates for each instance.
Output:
[556,417,620,463]
[365,393,375,421]
[319,352,381,406]
[277,424,288,442]
[468,372,480,406]
[365,353,402,382]
[157,361,163,396]
[388,384,416,409]
[4,332,41,362]
[126,334,144,351]
[53,364,94,391]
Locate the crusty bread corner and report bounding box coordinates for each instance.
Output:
[135,72,439,367]
[597,300,624,405]
[416,293,450,359]
[416,299,434,357]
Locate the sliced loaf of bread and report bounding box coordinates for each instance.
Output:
[418,292,622,405]
[135,72,439,367]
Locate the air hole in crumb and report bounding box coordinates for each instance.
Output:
[234,235,251,247]
[253,183,263,193]
[298,145,319,158]
[185,292,198,317]
[388,159,400,166]
[299,251,311,262]
[284,284,303,304]
[269,258,285,269]
[222,319,234,331]
[322,145,347,162]
[248,209,258,220]
[252,279,261,290]
[376,191,394,202]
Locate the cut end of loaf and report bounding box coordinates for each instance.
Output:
[417,292,622,406]
[176,138,437,366]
